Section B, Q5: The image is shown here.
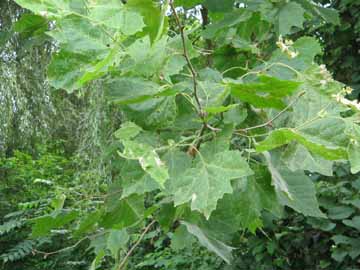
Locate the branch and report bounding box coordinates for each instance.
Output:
[32,236,88,258]
[237,91,306,133]
[200,5,213,67]
[169,1,203,116]
[117,220,156,270]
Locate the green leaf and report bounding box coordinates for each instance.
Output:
[47,50,91,92]
[278,2,305,35]
[328,206,355,220]
[172,149,253,219]
[88,0,145,35]
[276,168,325,218]
[162,55,187,81]
[307,217,336,232]
[349,141,360,174]
[14,14,47,35]
[211,165,281,233]
[228,75,301,109]
[171,225,194,251]
[74,211,103,237]
[31,210,78,237]
[48,14,111,56]
[119,160,160,198]
[205,0,234,12]
[343,216,360,231]
[127,0,163,43]
[263,151,292,199]
[124,96,177,129]
[107,229,129,258]
[100,195,144,229]
[181,221,234,264]
[126,36,168,77]
[267,37,323,79]
[105,77,161,104]
[175,0,202,8]
[118,140,169,188]
[13,0,86,17]
[156,203,176,232]
[296,0,340,25]
[346,123,360,174]
[90,250,105,270]
[265,151,325,217]
[114,122,142,141]
[202,9,252,39]
[257,125,348,160]
[281,143,333,176]
[204,104,239,114]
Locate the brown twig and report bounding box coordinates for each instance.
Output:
[117,220,157,270]
[200,5,213,67]
[237,91,306,133]
[169,1,203,116]
[33,236,88,258]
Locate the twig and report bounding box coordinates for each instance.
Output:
[237,91,306,133]
[32,236,88,258]
[117,220,157,270]
[169,1,203,115]
[200,5,213,67]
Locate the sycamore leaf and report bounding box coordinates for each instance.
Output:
[276,168,326,218]
[175,0,202,8]
[74,210,103,237]
[266,152,325,218]
[114,122,142,140]
[88,0,145,35]
[228,75,301,109]
[202,9,252,39]
[119,141,168,188]
[105,77,161,105]
[100,195,144,229]
[267,37,323,80]
[126,36,168,77]
[89,250,105,270]
[13,0,86,17]
[181,221,234,264]
[171,225,194,250]
[343,216,360,231]
[116,122,169,188]
[119,160,160,198]
[278,2,305,35]
[127,0,163,43]
[14,14,48,35]
[263,151,292,199]
[257,124,348,160]
[211,165,281,233]
[47,14,111,56]
[204,104,239,114]
[31,210,78,237]
[297,0,340,25]
[47,50,92,92]
[349,141,360,174]
[328,206,355,220]
[123,96,177,129]
[346,122,360,174]
[173,150,253,219]
[107,229,129,258]
[281,143,333,176]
